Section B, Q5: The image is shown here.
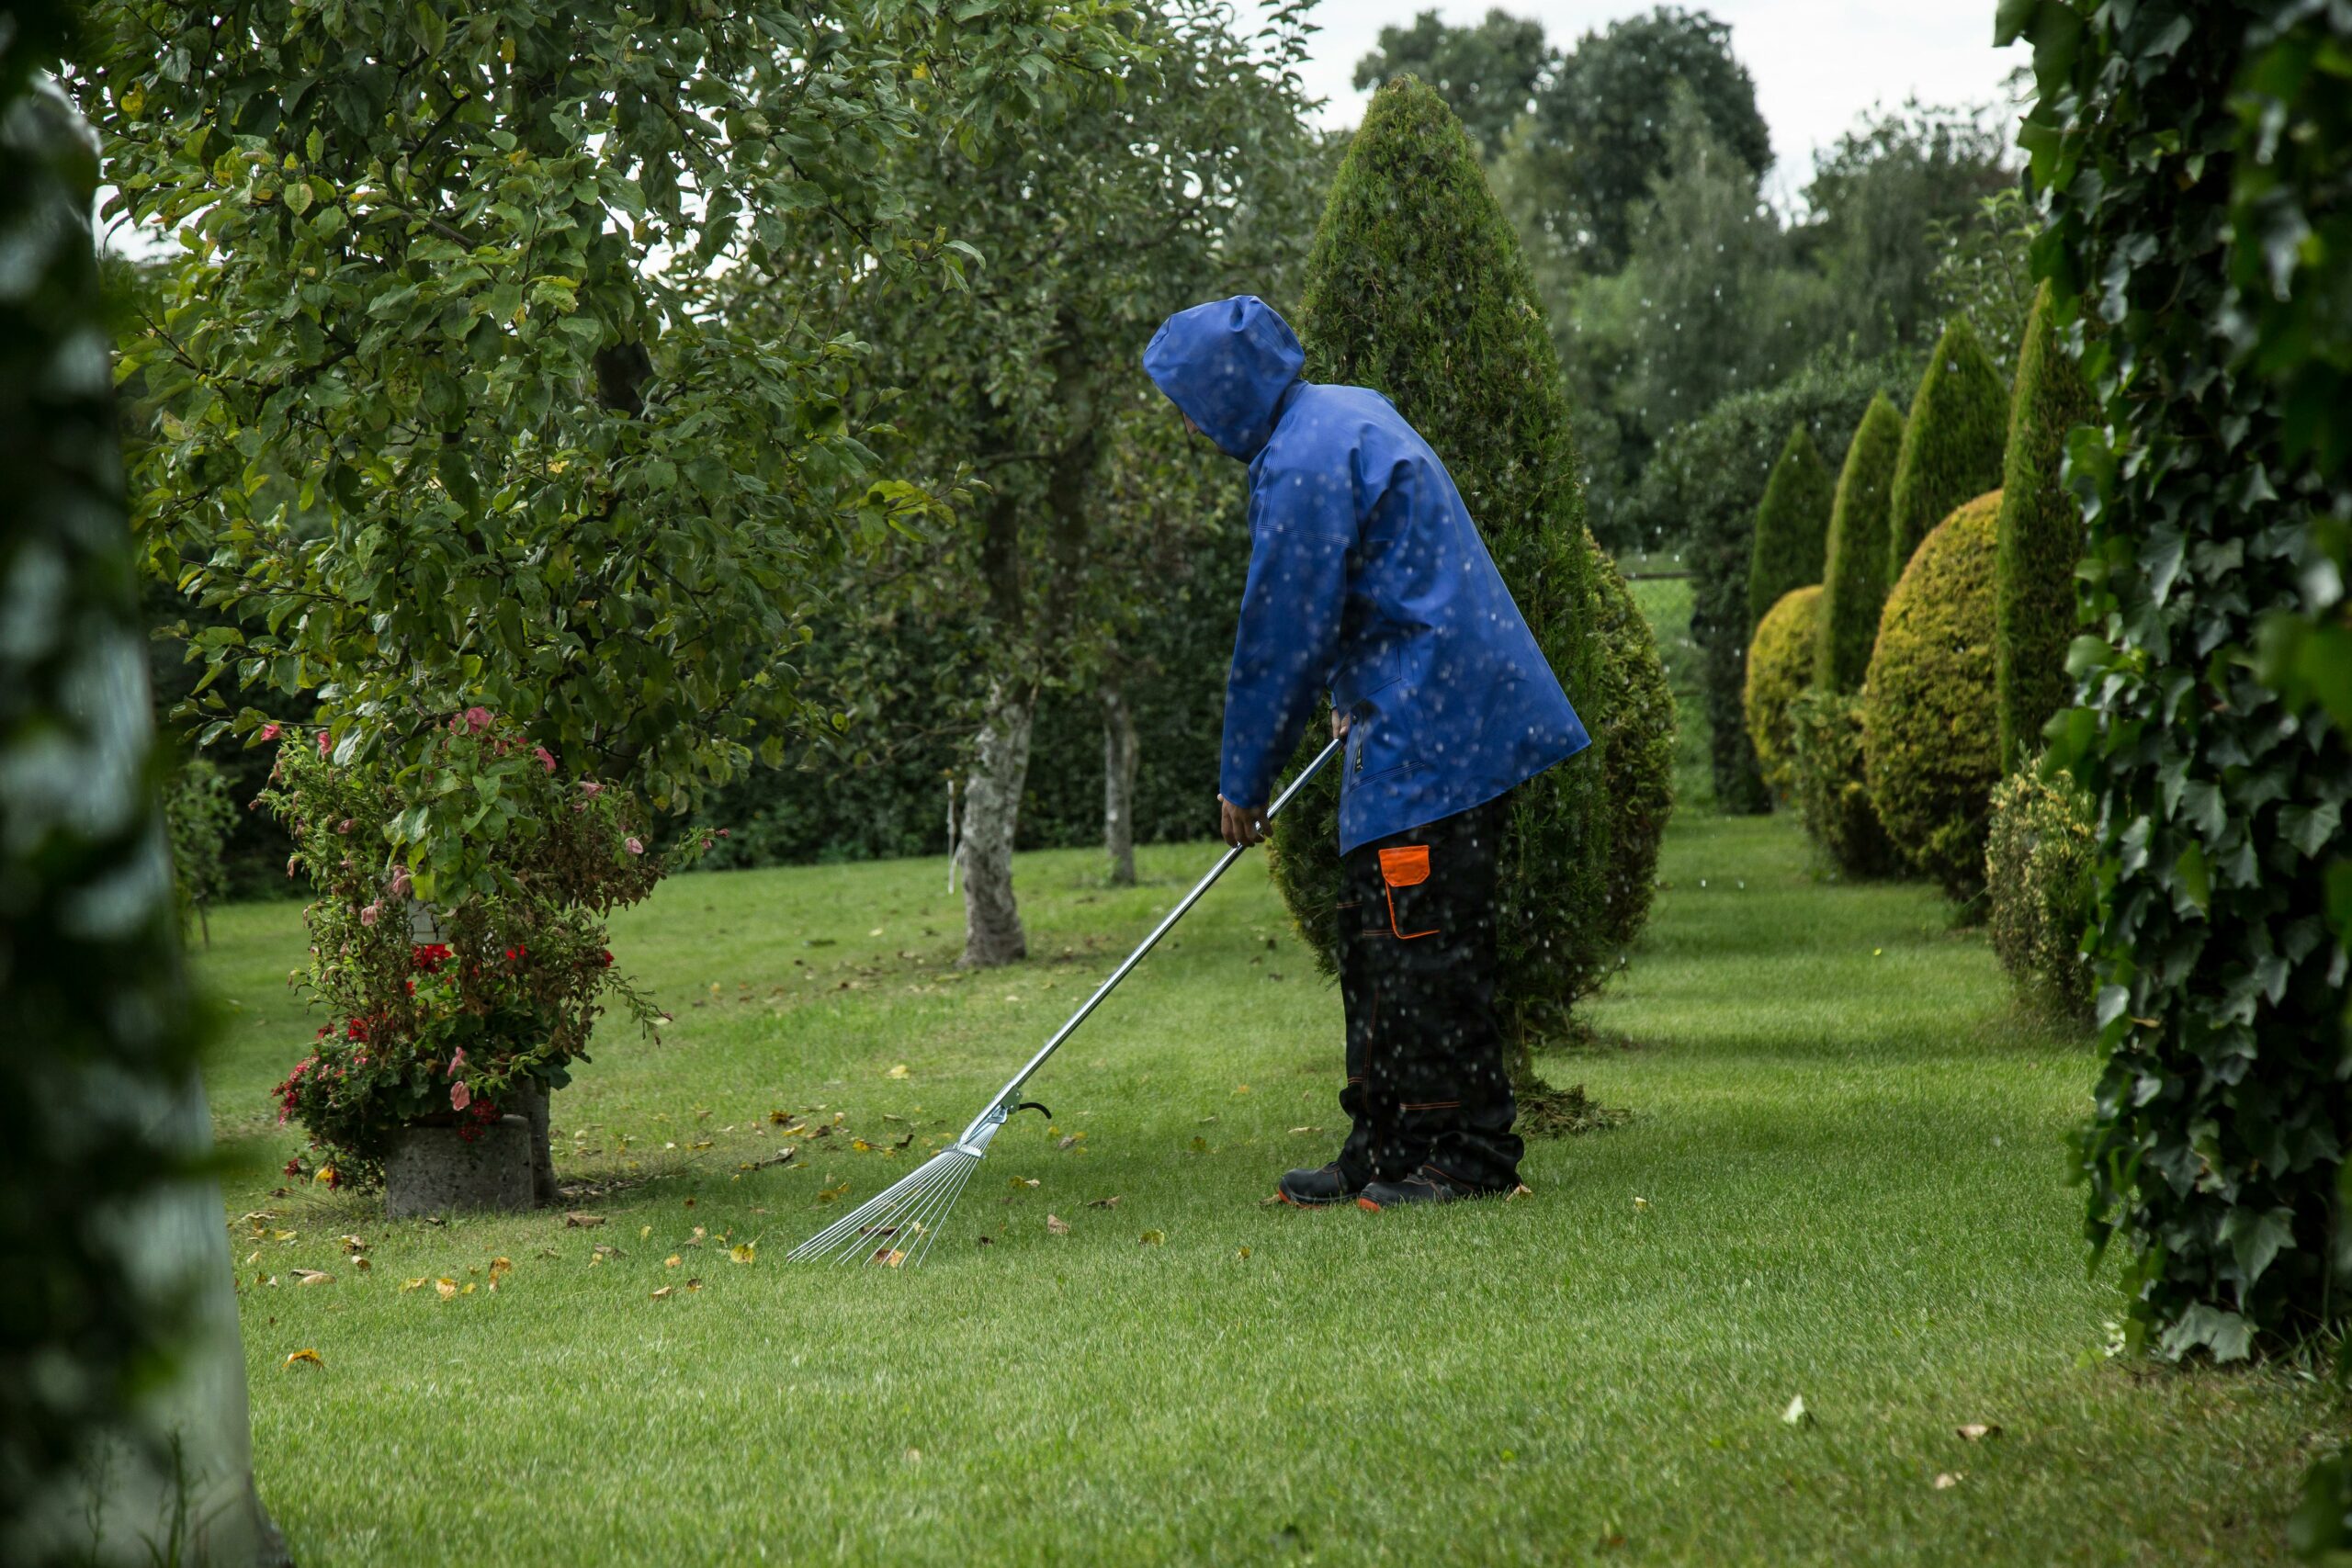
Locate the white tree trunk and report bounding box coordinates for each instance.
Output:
[1102,677,1138,887]
[956,687,1035,967]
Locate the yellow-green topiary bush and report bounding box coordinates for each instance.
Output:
[1985,761,2098,1021]
[1862,490,2004,903]
[1744,584,1821,800]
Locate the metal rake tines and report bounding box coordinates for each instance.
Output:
[786,1145,982,1268]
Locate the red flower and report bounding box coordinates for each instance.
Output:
[462,705,493,733]
[534,745,557,773]
[598,948,615,968]
[283,1158,304,1178]
[345,1018,368,1043]
[450,1080,472,1112]
[316,728,333,758]
[259,722,282,742]
[412,942,452,973]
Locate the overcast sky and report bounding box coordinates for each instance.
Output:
[1296,2,2030,201]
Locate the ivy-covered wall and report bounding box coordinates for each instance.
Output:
[2007,0,2352,1360]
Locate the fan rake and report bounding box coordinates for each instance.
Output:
[788,736,1341,1268]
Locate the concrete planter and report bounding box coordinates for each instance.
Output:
[384,1114,535,1218]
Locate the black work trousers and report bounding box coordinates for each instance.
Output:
[1334,793,1522,1192]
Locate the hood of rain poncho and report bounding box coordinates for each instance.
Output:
[1141,295,1306,461]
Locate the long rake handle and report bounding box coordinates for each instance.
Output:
[958,735,1342,1144]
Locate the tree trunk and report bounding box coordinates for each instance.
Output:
[514,1079,560,1207]
[957,686,1035,967]
[1101,673,1138,887]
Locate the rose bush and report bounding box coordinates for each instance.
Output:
[263,711,690,1184]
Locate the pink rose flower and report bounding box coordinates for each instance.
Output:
[259,722,281,742]
[316,729,332,758]
[626,836,644,856]
[336,818,354,835]
[579,780,604,797]
[463,705,492,733]
[359,901,381,927]
[285,854,300,876]
[447,1046,468,1078]
[534,745,557,773]
[450,1081,471,1112]
[389,866,412,898]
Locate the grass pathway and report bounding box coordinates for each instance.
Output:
[197,807,2333,1564]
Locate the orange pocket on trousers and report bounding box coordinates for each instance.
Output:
[1376,845,1437,939]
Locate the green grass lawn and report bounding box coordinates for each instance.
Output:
[197,809,2337,1565]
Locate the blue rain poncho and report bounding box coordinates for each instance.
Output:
[1143,295,1589,853]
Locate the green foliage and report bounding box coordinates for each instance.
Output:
[1886,316,2008,580]
[1351,7,1551,157]
[1521,6,1771,271]
[1787,688,1899,878]
[1636,360,1910,813]
[0,15,207,1540]
[1743,584,1821,799]
[2006,0,2352,1360]
[1801,100,2012,364]
[1995,282,2097,773]
[1747,423,1835,628]
[1985,762,2098,1022]
[164,757,235,943]
[1862,491,2004,904]
[1589,550,1678,953]
[1928,187,2041,378]
[82,0,1130,906]
[1271,75,1658,1055]
[1815,394,1906,693]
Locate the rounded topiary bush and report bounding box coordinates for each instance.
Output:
[1862,490,2005,903]
[1985,761,2098,1021]
[1268,75,1671,1075]
[1788,687,1900,876]
[1744,584,1821,799]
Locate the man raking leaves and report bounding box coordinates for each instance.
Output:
[788,293,1585,1264]
[1143,295,1589,1210]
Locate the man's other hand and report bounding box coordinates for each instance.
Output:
[1218,795,1267,848]
[1331,708,1351,740]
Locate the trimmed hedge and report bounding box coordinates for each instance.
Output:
[1743,584,1821,799]
[1589,545,1679,953]
[1862,491,2005,903]
[1994,282,2096,773]
[1272,75,1667,1064]
[1747,423,1834,629]
[1634,357,1911,813]
[1985,762,2097,1021]
[1815,393,1905,693]
[1787,687,1898,877]
[1886,315,2008,580]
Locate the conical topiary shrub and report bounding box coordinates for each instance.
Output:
[1863,490,2006,903]
[1816,394,1905,693]
[1995,283,2097,773]
[1886,316,2008,581]
[1269,74,1668,1104]
[1745,583,1821,799]
[1747,423,1834,630]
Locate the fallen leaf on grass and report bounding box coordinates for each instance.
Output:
[1781,1395,1813,1427]
[1508,1184,1536,1201]
[685,1278,702,1291]
[1057,1134,1083,1151]
[400,1277,429,1292]
[816,1181,851,1203]
[564,1212,605,1228]
[1086,1195,1121,1210]
[729,1243,756,1265]
[338,1234,366,1253]
[1046,1214,1069,1235]
[887,1064,910,1079]
[1933,1472,1962,1490]
[1956,1423,2001,1442]
[434,1278,458,1300]
[1139,1229,1165,1247]
[1632,1196,1649,1211]
[665,1254,683,1269]
[353,1256,371,1271]
[1236,1247,1251,1260]
[282,1348,322,1371]
[291,1269,333,1286]
[1009,1177,1039,1190]
[1288,1126,1324,1136]
[650,1286,673,1300]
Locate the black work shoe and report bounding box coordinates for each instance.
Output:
[1356,1167,1481,1210]
[1276,1163,1360,1207]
